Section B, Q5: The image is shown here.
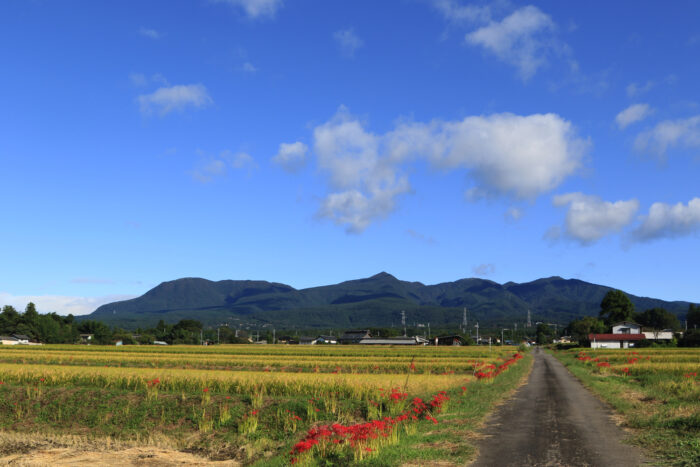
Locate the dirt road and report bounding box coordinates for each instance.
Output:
[472,348,645,467]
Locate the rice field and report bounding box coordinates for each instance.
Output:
[0,344,530,465]
[553,347,700,466]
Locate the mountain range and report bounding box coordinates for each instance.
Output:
[85,273,692,330]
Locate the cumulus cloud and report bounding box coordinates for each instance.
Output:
[241,62,258,73]
[192,150,256,183]
[626,80,654,97]
[634,115,700,157]
[303,107,585,233]
[273,142,308,172]
[465,5,558,80]
[216,0,283,18]
[138,84,212,116]
[0,292,136,316]
[472,263,495,276]
[334,28,363,57]
[631,198,700,241]
[615,103,653,129]
[431,0,491,23]
[139,27,161,39]
[552,192,639,244]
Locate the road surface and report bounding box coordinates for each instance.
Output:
[472,348,645,467]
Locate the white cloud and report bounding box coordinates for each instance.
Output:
[0,292,136,316]
[138,84,212,116]
[431,0,491,23]
[192,150,256,183]
[465,5,558,80]
[216,0,283,18]
[472,263,495,276]
[505,207,523,221]
[273,142,308,172]
[615,103,653,129]
[333,28,363,57]
[406,229,437,244]
[139,27,161,39]
[303,107,585,233]
[129,73,148,87]
[241,62,258,73]
[626,80,654,97]
[632,198,700,242]
[634,115,700,157]
[552,192,639,244]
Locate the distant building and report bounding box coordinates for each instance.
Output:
[12,334,30,344]
[299,336,317,345]
[339,330,371,345]
[153,340,168,345]
[79,334,94,344]
[435,335,465,346]
[359,336,428,345]
[316,335,337,344]
[642,329,674,341]
[0,336,19,345]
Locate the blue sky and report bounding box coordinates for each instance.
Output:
[2,0,700,315]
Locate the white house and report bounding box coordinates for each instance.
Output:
[590,322,645,349]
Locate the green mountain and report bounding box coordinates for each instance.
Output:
[85,272,692,329]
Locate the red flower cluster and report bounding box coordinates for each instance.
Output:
[290,390,451,463]
[597,362,610,367]
[146,378,160,388]
[684,372,697,378]
[475,353,523,379]
[389,387,407,402]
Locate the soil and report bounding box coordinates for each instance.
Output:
[471,348,647,467]
[0,446,241,466]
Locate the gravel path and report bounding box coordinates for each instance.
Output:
[472,347,646,467]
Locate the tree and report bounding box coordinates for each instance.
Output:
[687,304,700,329]
[535,323,554,345]
[567,316,607,344]
[635,307,680,331]
[599,290,635,325]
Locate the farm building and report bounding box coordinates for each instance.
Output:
[435,335,465,346]
[316,335,337,344]
[339,330,371,344]
[0,335,19,345]
[359,336,429,345]
[299,336,317,345]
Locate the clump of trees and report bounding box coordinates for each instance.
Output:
[1,303,79,343]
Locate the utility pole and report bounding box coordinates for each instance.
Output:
[501,328,505,346]
[217,327,220,345]
[428,322,430,339]
[401,310,406,337]
[462,307,468,333]
[200,329,203,346]
[475,323,479,344]
[527,310,532,328]
[273,328,276,345]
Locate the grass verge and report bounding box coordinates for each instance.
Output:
[550,349,700,467]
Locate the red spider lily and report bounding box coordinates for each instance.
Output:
[203,387,209,393]
[597,362,610,367]
[684,372,697,378]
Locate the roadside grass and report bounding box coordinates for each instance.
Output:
[551,349,700,467]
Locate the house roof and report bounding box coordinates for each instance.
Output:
[0,336,18,341]
[589,333,645,341]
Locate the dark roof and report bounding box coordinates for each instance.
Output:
[317,335,337,340]
[589,333,645,341]
[12,334,30,340]
[0,336,18,341]
[612,321,640,327]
